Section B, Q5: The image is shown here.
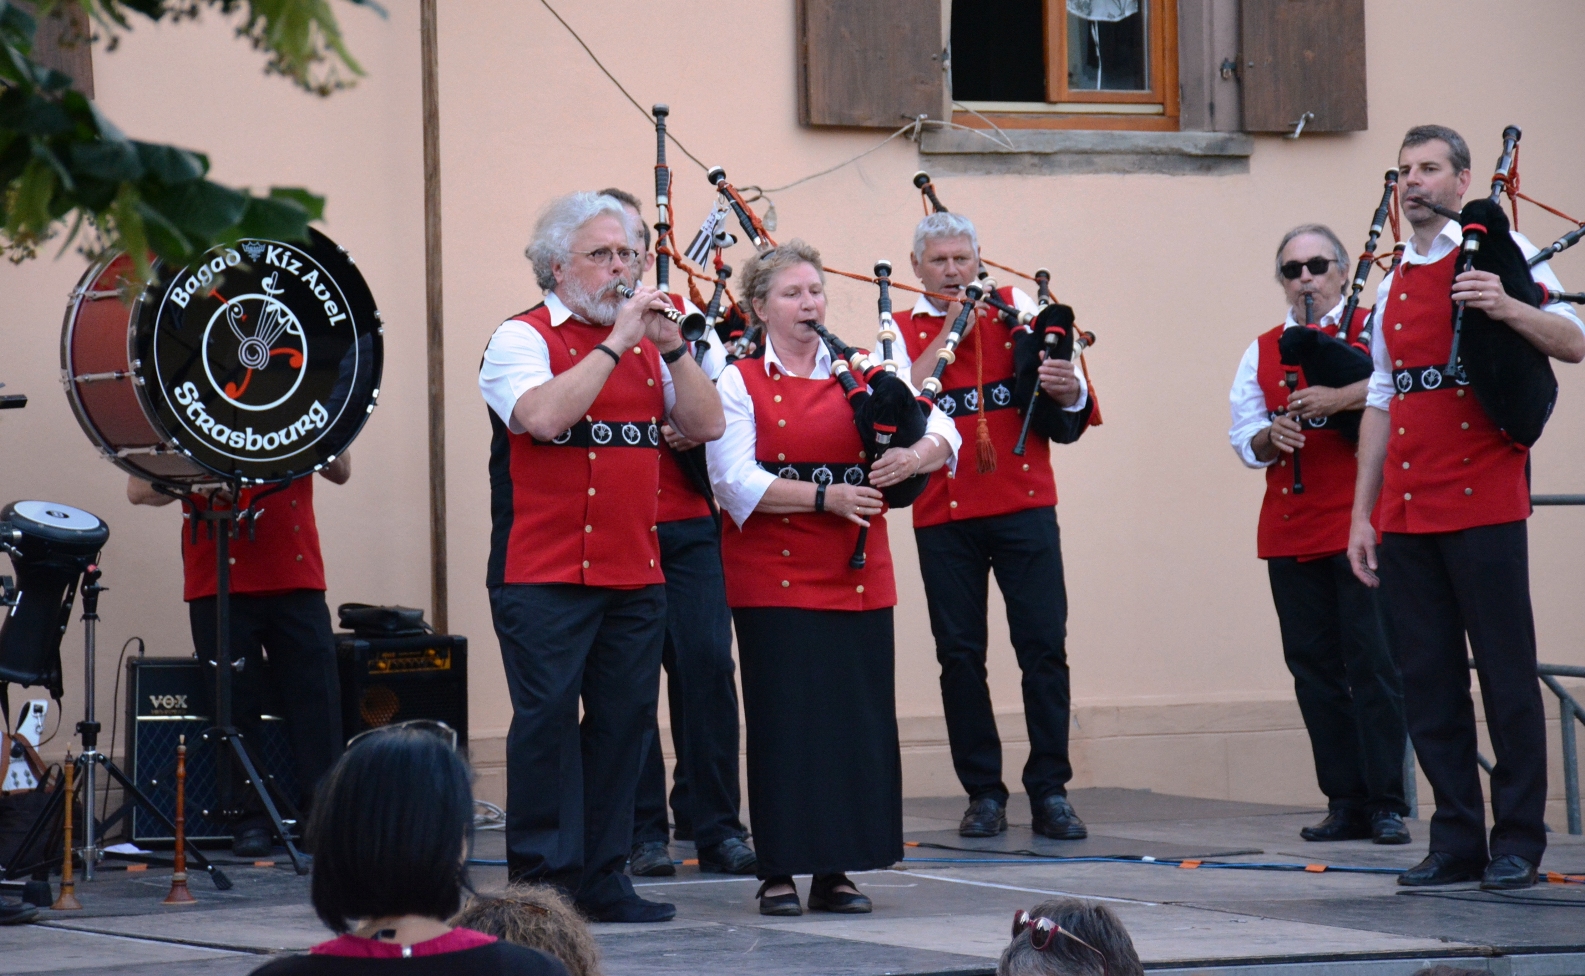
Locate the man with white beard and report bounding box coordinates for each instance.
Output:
[479,191,725,922]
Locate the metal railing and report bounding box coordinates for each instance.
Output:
[1462,662,1585,835]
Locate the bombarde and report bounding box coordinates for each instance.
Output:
[617,284,708,342]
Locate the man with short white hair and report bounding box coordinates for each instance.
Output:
[479,191,724,922]
[889,211,1096,841]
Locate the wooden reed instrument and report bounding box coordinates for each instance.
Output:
[163,735,196,905]
[52,755,82,910]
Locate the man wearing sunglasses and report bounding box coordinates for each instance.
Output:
[1228,224,1410,847]
[1348,125,1585,891]
[479,191,725,923]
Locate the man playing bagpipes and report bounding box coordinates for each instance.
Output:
[887,211,1097,841]
[1348,125,1585,891]
[1228,224,1410,846]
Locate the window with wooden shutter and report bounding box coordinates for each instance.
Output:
[24,1,94,98]
[1239,0,1366,134]
[797,0,945,128]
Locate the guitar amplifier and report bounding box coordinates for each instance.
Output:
[336,633,468,751]
[123,657,299,844]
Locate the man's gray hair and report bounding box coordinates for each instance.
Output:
[1274,223,1348,282]
[739,240,824,326]
[913,211,980,264]
[1401,124,1471,174]
[997,899,1144,976]
[524,192,639,292]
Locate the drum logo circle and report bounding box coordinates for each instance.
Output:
[146,235,379,480]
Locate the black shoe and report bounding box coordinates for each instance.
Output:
[959,796,1007,838]
[1299,810,1372,842]
[233,826,273,858]
[582,895,676,923]
[1031,794,1087,840]
[1480,854,1538,890]
[1371,811,1411,845]
[1397,851,1487,887]
[698,837,758,875]
[807,873,872,914]
[0,900,38,926]
[628,840,675,877]
[756,877,802,916]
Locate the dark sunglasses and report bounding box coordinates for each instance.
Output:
[1280,257,1335,280]
[1012,910,1110,975]
[347,718,459,751]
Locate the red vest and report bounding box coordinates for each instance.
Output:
[486,306,666,588]
[718,359,896,610]
[898,290,1057,528]
[1379,250,1531,534]
[181,477,325,601]
[1254,310,1371,559]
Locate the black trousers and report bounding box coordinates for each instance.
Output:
[188,590,342,828]
[491,582,665,912]
[914,506,1072,803]
[633,516,746,850]
[1379,521,1547,865]
[1267,554,1408,816]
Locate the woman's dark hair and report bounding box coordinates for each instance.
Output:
[998,898,1143,976]
[307,727,474,932]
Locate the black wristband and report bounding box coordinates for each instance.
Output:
[814,482,826,513]
[660,343,688,364]
[593,343,622,365]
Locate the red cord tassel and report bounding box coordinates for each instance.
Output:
[973,323,996,473]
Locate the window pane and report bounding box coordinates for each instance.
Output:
[1066,1,1148,92]
[950,0,1046,102]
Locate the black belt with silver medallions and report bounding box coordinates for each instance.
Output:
[757,461,869,486]
[536,419,662,448]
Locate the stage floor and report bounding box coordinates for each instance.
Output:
[11,788,1585,976]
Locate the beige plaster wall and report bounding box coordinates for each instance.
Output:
[3,1,1583,821]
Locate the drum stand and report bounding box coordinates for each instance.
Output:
[1,566,233,894]
[191,485,311,876]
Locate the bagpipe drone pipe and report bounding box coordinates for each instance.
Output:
[1417,126,1556,448]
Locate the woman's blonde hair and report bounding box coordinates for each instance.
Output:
[738,239,824,326]
[451,881,602,976]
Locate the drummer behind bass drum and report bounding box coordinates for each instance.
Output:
[126,456,350,858]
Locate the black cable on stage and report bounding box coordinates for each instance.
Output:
[1397,888,1585,907]
[100,636,144,822]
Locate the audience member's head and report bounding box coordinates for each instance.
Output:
[451,882,602,976]
[998,899,1143,976]
[306,726,475,933]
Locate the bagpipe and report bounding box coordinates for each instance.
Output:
[1273,169,1396,442]
[910,171,1100,460]
[1408,125,1560,447]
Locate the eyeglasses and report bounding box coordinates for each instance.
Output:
[1280,257,1335,280]
[572,247,642,267]
[347,718,459,752]
[1011,910,1110,976]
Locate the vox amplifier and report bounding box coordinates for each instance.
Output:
[336,634,468,751]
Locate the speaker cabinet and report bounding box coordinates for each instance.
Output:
[123,657,299,845]
[336,634,468,750]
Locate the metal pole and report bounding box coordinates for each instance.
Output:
[78,573,99,880]
[421,0,448,635]
[1562,695,1581,835]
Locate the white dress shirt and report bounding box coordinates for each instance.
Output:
[479,291,707,435]
[1227,298,1346,469]
[1364,222,1583,411]
[888,289,1089,412]
[707,330,963,530]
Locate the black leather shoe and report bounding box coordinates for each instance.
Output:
[628,840,675,877]
[959,796,1008,838]
[233,826,273,858]
[807,873,872,914]
[1299,810,1371,842]
[1397,851,1487,887]
[1371,811,1411,845]
[581,895,676,923]
[699,837,758,875]
[756,877,802,916]
[1480,854,1538,890]
[0,900,38,926]
[1031,794,1087,840]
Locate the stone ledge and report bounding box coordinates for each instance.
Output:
[919,128,1254,176]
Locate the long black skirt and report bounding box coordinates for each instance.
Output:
[733,606,903,878]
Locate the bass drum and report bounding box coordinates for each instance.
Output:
[62,229,383,485]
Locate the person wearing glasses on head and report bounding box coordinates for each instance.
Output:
[707,241,960,916]
[478,191,725,924]
[1000,899,1142,976]
[1227,223,1410,847]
